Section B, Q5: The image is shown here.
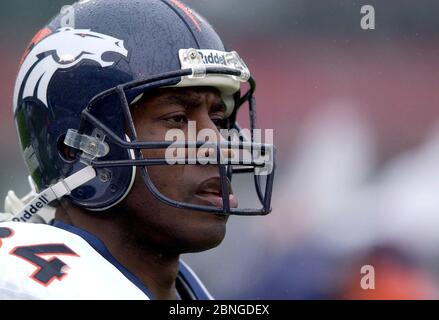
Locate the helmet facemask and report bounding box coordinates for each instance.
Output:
[64,53,276,216]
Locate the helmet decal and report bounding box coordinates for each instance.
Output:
[13,27,128,112]
[19,27,53,68]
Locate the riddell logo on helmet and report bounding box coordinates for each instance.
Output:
[12,195,50,222]
[198,51,227,66]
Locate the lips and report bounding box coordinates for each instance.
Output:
[195,177,238,209]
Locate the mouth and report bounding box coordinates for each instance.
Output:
[194,177,238,209]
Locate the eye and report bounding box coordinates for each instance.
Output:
[211,117,227,129]
[165,114,188,126]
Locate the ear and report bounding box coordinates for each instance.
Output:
[57,135,77,162]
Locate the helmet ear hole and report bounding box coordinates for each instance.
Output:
[57,134,77,163]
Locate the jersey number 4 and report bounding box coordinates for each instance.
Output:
[1,227,78,286]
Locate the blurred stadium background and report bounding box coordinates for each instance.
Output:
[2,0,439,299]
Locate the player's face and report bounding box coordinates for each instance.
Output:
[120,87,234,253]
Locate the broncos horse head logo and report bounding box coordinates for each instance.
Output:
[13,27,129,112]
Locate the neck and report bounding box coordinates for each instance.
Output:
[109,235,181,300]
[55,203,180,300]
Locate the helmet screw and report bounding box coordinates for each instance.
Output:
[99,170,111,183]
[89,142,97,152]
[110,184,117,193]
[189,50,198,59]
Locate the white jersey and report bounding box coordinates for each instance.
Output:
[0,221,213,300]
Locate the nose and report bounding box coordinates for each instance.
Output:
[197,117,235,161]
[219,134,235,160]
[200,135,235,160]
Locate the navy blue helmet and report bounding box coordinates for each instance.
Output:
[12,0,275,216]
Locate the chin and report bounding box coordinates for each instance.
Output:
[179,212,228,253]
[184,234,226,253]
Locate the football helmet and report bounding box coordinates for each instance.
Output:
[10,0,276,221]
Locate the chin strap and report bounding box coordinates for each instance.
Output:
[1,166,96,224]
